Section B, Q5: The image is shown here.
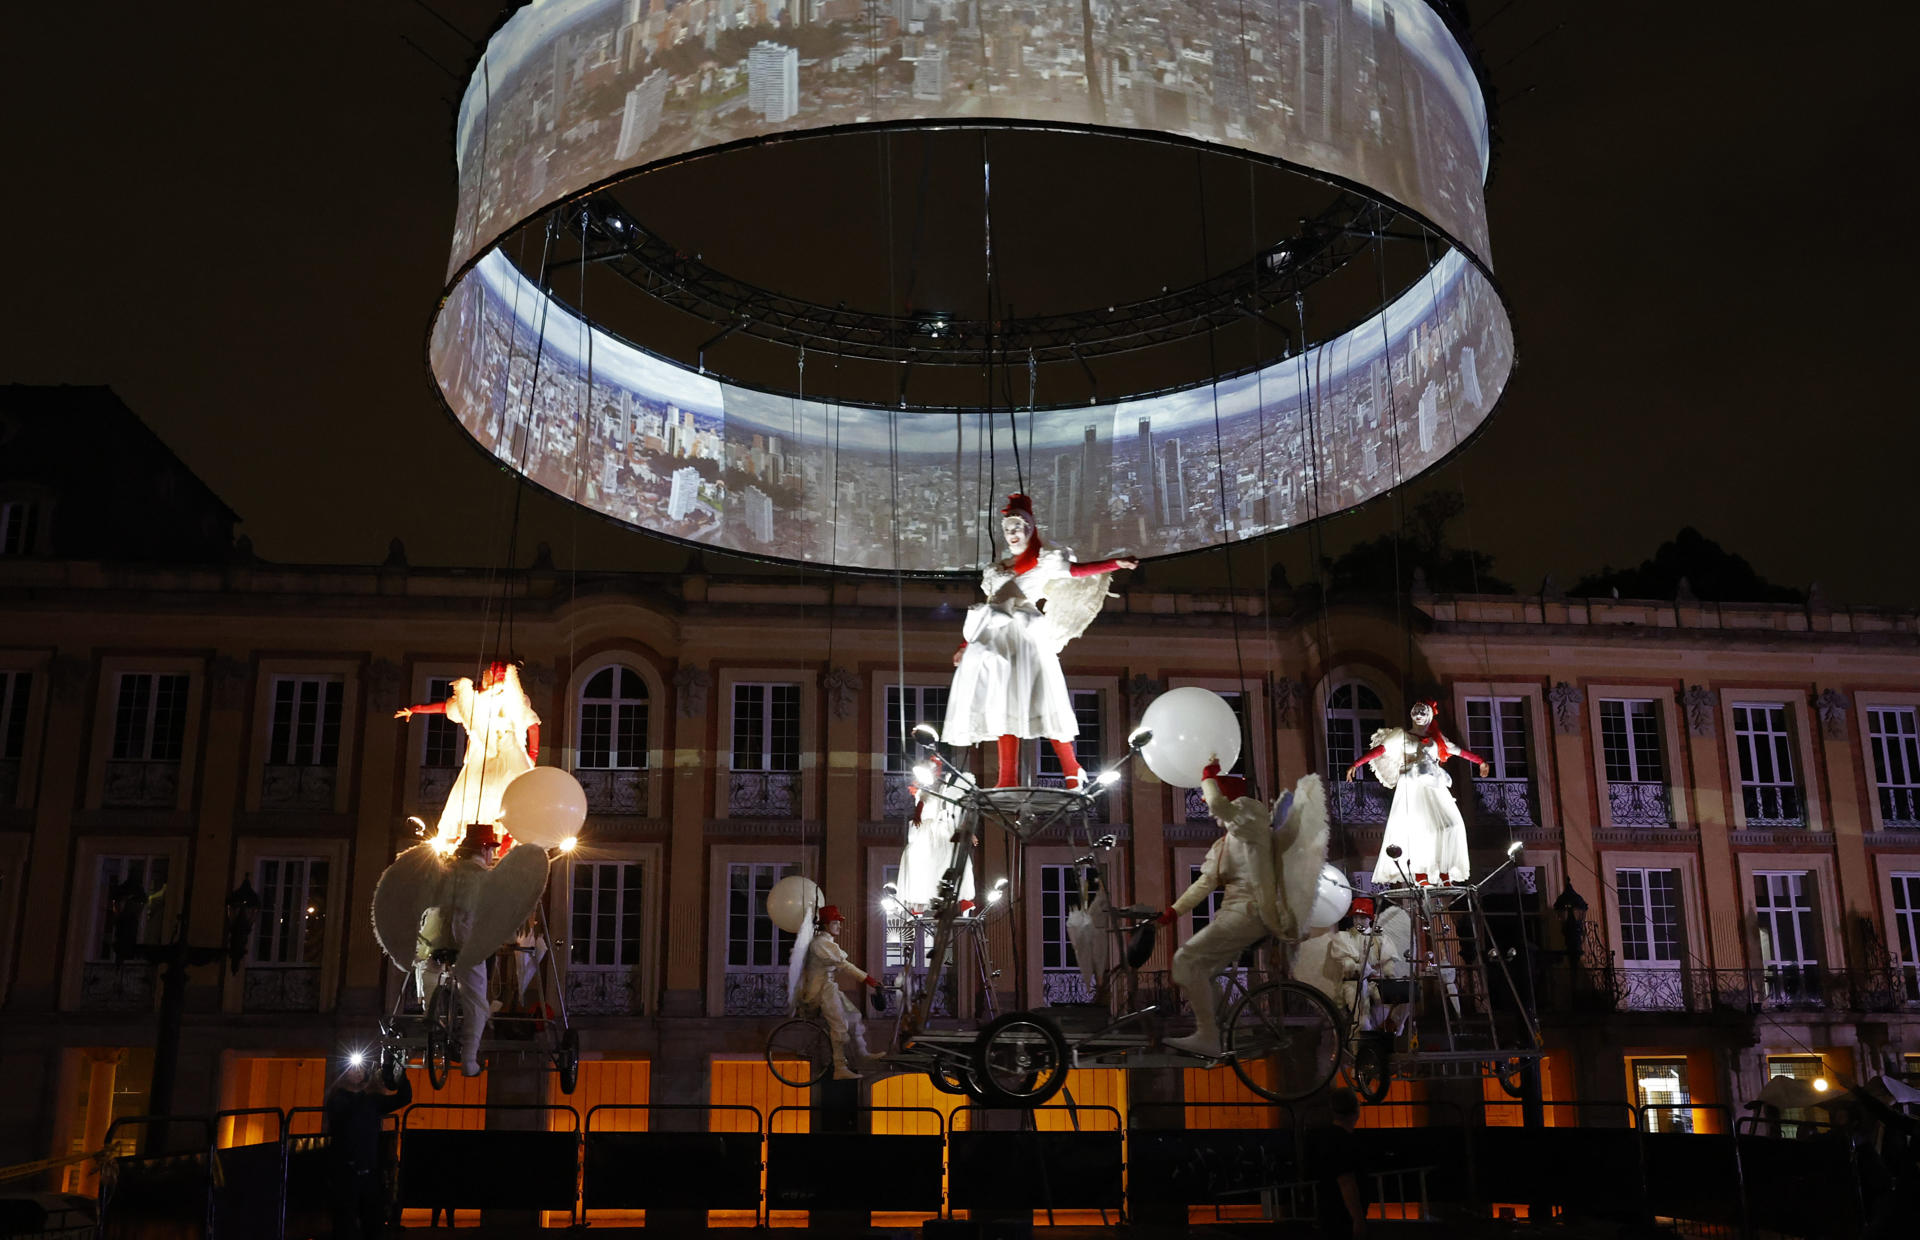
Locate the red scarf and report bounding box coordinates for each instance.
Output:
[1419,719,1451,761]
[1007,534,1043,575]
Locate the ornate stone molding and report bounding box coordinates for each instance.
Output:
[520,659,558,694]
[1124,674,1164,713]
[1547,681,1584,735]
[209,655,251,710]
[1681,685,1717,737]
[672,664,711,718]
[1271,676,1310,729]
[1814,688,1850,740]
[821,666,861,720]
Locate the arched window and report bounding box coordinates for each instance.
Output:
[577,666,649,770]
[1324,681,1386,777]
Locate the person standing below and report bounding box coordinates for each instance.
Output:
[1310,1087,1367,1240]
[324,1053,411,1240]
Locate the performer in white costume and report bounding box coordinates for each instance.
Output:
[792,904,879,1080]
[943,494,1137,787]
[1160,760,1329,1057]
[1346,700,1489,886]
[1294,898,1416,1035]
[895,772,977,911]
[396,661,540,846]
[412,825,501,1077]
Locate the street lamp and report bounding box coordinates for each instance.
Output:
[111,877,261,1153]
[1552,879,1588,963]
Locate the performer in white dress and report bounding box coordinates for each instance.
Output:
[792,905,879,1080]
[396,661,540,846]
[895,772,977,911]
[943,494,1137,787]
[1346,700,1490,886]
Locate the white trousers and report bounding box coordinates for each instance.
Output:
[418,960,490,1067]
[1171,902,1269,1039]
[815,987,868,1066]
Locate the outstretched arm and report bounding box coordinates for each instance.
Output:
[394,701,449,721]
[1068,556,1140,578]
[524,723,540,764]
[1445,737,1491,777]
[1345,745,1387,779]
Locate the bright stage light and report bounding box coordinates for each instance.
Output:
[558,835,578,853]
[1096,769,1122,787]
[1814,1078,1830,1093]
[912,762,936,787]
[349,1050,366,1068]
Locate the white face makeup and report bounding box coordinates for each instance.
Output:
[1002,515,1032,556]
[1410,704,1435,728]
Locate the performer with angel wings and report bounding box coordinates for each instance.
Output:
[1159,760,1330,1056]
[1346,699,1490,886]
[944,494,1137,788]
[395,661,540,845]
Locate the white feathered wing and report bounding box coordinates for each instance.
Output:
[1268,772,1331,943]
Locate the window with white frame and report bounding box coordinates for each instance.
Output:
[1867,707,1920,826]
[1600,700,1665,784]
[726,862,796,969]
[571,860,645,967]
[731,683,800,772]
[1039,863,1100,998]
[111,673,190,763]
[267,677,343,768]
[251,856,329,965]
[1037,689,1104,777]
[0,501,35,556]
[1324,682,1386,775]
[1616,868,1683,967]
[1464,696,1530,779]
[1753,871,1821,1001]
[0,669,30,761]
[421,677,465,770]
[577,666,649,770]
[1732,703,1801,825]
[89,854,172,961]
[884,685,949,771]
[1891,873,1920,1002]
[1632,1058,1693,1133]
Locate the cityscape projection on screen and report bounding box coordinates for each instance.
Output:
[428,1,1512,573]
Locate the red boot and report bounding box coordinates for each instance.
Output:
[1049,738,1084,790]
[995,735,1020,787]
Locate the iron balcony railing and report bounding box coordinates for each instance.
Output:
[882,771,917,820]
[103,760,179,808]
[1184,786,1210,823]
[1472,778,1538,828]
[1741,783,1805,828]
[1042,969,1097,1005]
[722,968,789,1015]
[80,961,156,1011]
[242,964,322,1012]
[1542,963,1918,1016]
[565,966,644,1015]
[885,966,956,1016]
[1879,785,1920,827]
[574,767,650,815]
[728,770,799,818]
[1608,780,1674,827]
[1331,779,1391,825]
[260,764,336,812]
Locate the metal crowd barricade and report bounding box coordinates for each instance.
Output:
[1125,1098,1305,1224]
[950,1103,1126,1221]
[1637,1101,1746,1237]
[97,1115,216,1240]
[209,1107,287,1240]
[766,1105,946,1216]
[398,1103,581,1223]
[579,1103,764,1222]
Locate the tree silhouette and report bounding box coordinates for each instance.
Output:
[1571,528,1802,604]
[1321,492,1513,595]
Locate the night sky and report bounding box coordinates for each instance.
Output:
[3,2,1911,605]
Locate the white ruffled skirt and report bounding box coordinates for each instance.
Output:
[1372,771,1472,884]
[942,604,1078,744]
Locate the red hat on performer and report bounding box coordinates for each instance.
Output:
[1210,773,1248,800]
[457,823,500,852]
[817,904,844,925]
[1000,493,1036,522]
[483,660,511,688]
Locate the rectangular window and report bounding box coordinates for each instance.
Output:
[1765,1055,1827,1136]
[268,677,343,767]
[1753,871,1820,1002]
[726,862,795,968]
[884,685,949,772]
[1616,868,1683,965]
[420,678,465,769]
[252,856,330,965]
[1732,703,1800,824]
[1632,1058,1693,1134]
[1599,699,1664,784]
[111,673,190,763]
[1037,690,1104,776]
[731,684,800,772]
[1868,707,1920,825]
[0,669,30,760]
[90,855,172,961]
[1893,873,1920,1003]
[0,501,34,556]
[1464,696,1530,779]
[572,860,644,968]
[1039,863,1098,972]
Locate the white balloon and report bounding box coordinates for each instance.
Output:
[1136,687,1242,788]
[766,874,823,936]
[497,767,588,848]
[1308,863,1354,932]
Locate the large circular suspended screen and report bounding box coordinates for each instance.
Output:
[429,0,1514,574]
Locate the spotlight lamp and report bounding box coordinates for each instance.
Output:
[1506,840,1525,858]
[1126,727,1153,752]
[558,835,579,853]
[1813,1078,1830,1093]
[1096,768,1122,787]
[912,722,940,745]
[912,761,937,787]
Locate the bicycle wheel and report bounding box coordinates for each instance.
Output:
[1345,1034,1392,1103]
[1224,981,1344,1102]
[766,1019,831,1088]
[970,1012,1070,1108]
[1497,1056,1529,1100]
[424,984,454,1090]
